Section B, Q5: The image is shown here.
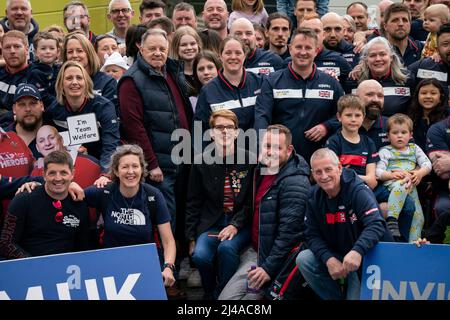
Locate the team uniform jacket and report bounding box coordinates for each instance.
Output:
[344,69,414,116]
[0,65,31,112]
[392,37,424,67]
[244,48,284,75]
[426,117,450,154]
[359,115,390,151]
[304,168,387,264]
[92,71,118,112]
[45,95,120,173]
[284,48,352,84]
[329,39,360,68]
[195,69,263,133]
[254,63,344,161]
[409,57,450,98]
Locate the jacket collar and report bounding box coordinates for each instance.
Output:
[218,68,247,91]
[288,62,317,80]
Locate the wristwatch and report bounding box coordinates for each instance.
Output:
[163,262,176,273]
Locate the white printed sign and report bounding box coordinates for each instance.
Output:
[66,113,99,145]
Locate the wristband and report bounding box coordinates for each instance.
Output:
[163,262,175,273]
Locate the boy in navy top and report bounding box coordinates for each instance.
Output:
[28,32,61,108]
[326,94,379,190]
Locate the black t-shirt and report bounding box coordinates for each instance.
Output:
[0,185,90,259]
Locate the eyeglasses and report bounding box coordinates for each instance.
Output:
[213,125,236,131]
[52,200,64,223]
[110,8,132,15]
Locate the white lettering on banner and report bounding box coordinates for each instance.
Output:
[0,152,30,169]
[210,96,257,111]
[317,66,341,76]
[246,67,275,75]
[0,273,142,300]
[0,81,17,94]
[273,89,303,99]
[305,89,334,100]
[383,87,410,96]
[417,69,447,82]
[371,281,450,300]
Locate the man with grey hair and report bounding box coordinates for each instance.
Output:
[0,0,39,60]
[296,147,389,300]
[107,0,135,44]
[63,1,96,43]
[171,2,197,30]
[202,0,229,40]
[230,18,283,75]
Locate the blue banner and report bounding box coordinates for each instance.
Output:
[361,242,450,300]
[0,243,167,300]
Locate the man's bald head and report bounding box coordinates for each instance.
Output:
[356,80,384,120]
[321,12,345,48]
[230,18,256,52]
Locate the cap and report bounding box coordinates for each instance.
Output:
[100,52,129,72]
[13,83,42,103]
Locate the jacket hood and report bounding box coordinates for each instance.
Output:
[340,167,365,192]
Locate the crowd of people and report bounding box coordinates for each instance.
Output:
[0,0,449,301]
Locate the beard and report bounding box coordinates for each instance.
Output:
[17,115,41,131]
[365,102,382,120]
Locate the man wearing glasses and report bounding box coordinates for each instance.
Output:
[63,1,97,44]
[0,151,91,259]
[107,0,135,44]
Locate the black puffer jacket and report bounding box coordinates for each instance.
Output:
[185,149,255,241]
[256,152,310,279]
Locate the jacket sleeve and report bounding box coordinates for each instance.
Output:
[0,193,31,259]
[185,164,205,241]
[351,185,386,256]
[305,190,338,265]
[260,175,310,278]
[322,81,344,132]
[119,78,160,170]
[254,77,274,132]
[101,76,119,115]
[0,175,43,199]
[96,99,120,173]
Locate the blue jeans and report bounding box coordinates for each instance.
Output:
[191,215,250,299]
[373,185,414,241]
[149,171,177,233]
[296,249,360,300]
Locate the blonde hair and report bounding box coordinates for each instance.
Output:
[231,0,264,14]
[169,25,203,60]
[387,113,413,132]
[63,32,101,76]
[424,4,450,23]
[55,61,94,104]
